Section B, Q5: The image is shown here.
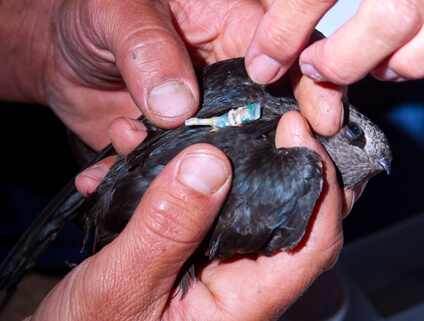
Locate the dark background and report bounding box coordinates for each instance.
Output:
[345,77,424,239]
[0,76,423,274]
[0,103,83,273]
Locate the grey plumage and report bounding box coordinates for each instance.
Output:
[0,57,392,305]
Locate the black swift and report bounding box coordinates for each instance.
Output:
[0,58,392,305]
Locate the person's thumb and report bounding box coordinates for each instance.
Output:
[107,0,200,128]
[31,144,231,320]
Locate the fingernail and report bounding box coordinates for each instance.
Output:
[300,62,326,82]
[381,68,407,82]
[80,165,109,182]
[179,153,229,195]
[248,54,283,84]
[340,101,346,127]
[124,117,147,132]
[109,117,147,143]
[342,181,368,219]
[354,181,368,202]
[148,81,195,117]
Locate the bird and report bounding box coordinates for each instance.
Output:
[0,57,392,306]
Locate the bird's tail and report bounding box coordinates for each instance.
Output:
[0,179,84,311]
[0,140,117,311]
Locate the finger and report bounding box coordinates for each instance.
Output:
[195,112,343,320]
[290,66,347,136]
[245,0,336,84]
[289,31,347,136]
[109,117,148,156]
[75,117,148,197]
[104,0,200,129]
[275,112,343,253]
[36,144,232,320]
[372,25,424,81]
[94,144,231,318]
[254,111,343,317]
[300,0,424,84]
[74,155,118,197]
[342,180,367,219]
[169,0,263,64]
[93,144,232,319]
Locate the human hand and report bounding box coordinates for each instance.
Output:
[1,0,263,150]
[2,0,350,150]
[27,114,345,321]
[245,0,346,137]
[246,0,424,136]
[299,0,424,84]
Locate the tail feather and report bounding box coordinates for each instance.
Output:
[0,141,117,311]
[0,181,84,310]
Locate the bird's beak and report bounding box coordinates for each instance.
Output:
[376,156,391,175]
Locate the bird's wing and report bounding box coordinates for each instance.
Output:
[207,145,323,259]
[200,58,268,118]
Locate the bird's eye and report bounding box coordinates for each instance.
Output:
[346,122,363,140]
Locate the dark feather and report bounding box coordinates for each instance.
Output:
[0,58,392,306]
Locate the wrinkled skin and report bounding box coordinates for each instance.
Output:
[2,0,347,150]
[54,112,344,321]
[1,0,419,319]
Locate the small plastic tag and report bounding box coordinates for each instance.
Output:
[185,103,261,129]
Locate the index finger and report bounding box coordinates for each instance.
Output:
[245,0,337,84]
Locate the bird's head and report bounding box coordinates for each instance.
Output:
[317,105,392,190]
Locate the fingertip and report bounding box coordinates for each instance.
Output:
[245,0,335,84]
[145,80,199,129]
[109,117,148,156]
[276,111,342,217]
[246,53,286,85]
[115,144,232,289]
[75,156,117,197]
[370,63,409,82]
[130,143,232,245]
[296,76,345,136]
[299,61,327,82]
[275,110,314,149]
[178,145,231,195]
[111,5,200,129]
[299,36,355,86]
[121,56,200,129]
[296,29,329,82]
[341,180,368,219]
[341,188,355,219]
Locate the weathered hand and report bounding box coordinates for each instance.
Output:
[1,0,350,148]
[50,0,269,150]
[245,0,424,137]
[244,0,346,137]
[299,0,424,84]
[44,113,346,321]
[1,0,262,150]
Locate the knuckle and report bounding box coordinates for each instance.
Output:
[142,189,203,245]
[262,19,302,61]
[260,0,337,62]
[372,0,423,40]
[318,46,357,84]
[115,21,182,68]
[323,63,355,85]
[393,57,424,79]
[319,230,344,271]
[294,0,337,9]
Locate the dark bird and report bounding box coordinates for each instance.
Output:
[0,57,392,306]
